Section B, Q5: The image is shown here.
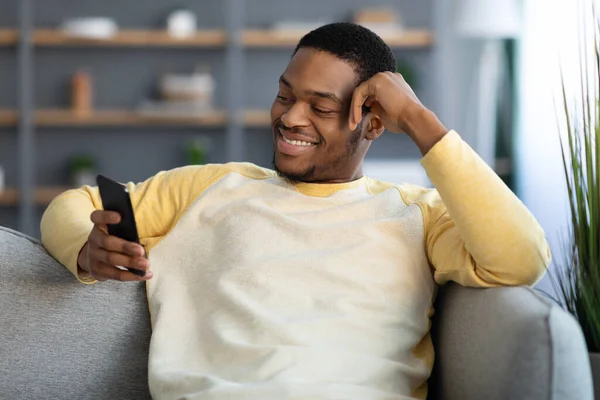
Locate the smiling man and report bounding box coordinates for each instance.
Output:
[41,23,550,400]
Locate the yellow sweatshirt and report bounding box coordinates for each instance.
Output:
[41,131,550,400]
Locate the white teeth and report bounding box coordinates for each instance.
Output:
[282,135,315,147]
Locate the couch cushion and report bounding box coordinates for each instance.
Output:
[0,227,152,399]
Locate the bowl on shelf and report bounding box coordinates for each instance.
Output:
[60,17,118,39]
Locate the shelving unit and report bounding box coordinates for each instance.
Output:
[32,29,228,47]
[0,29,18,45]
[243,109,271,127]
[2,0,435,236]
[242,29,433,48]
[35,109,229,127]
[0,187,69,206]
[0,109,18,126]
[0,28,433,49]
[0,109,272,127]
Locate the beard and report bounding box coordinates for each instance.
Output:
[273,121,363,184]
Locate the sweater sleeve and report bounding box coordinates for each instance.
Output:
[40,163,236,283]
[415,131,551,287]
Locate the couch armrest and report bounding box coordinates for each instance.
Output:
[0,226,152,400]
[429,282,593,400]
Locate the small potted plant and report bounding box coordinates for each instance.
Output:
[186,138,211,165]
[397,60,418,89]
[68,154,97,187]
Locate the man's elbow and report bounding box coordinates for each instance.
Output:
[492,241,551,287]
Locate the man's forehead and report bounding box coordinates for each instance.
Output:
[283,48,358,98]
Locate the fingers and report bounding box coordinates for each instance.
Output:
[85,210,150,282]
[91,210,121,225]
[90,261,153,282]
[349,79,375,131]
[88,226,145,258]
[94,247,146,271]
[369,102,385,122]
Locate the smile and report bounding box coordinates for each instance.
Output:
[280,132,316,147]
[276,129,319,156]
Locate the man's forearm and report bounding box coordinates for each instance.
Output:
[41,188,97,283]
[421,131,550,286]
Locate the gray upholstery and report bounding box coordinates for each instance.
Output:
[0,226,594,399]
[0,227,151,399]
[429,281,594,400]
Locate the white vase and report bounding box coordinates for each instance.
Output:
[72,171,96,187]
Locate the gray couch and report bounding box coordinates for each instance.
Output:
[0,226,594,400]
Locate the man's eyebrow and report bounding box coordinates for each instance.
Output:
[279,75,342,105]
[307,90,343,105]
[279,75,292,88]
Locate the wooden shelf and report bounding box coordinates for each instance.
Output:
[0,109,273,127]
[33,29,227,47]
[0,187,70,206]
[243,29,433,48]
[0,29,18,46]
[35,109,228,127]
[243,109,271,127]
[0,28,434,48]
[0,109,17,126]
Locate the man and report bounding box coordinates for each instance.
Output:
[41,23,550,400]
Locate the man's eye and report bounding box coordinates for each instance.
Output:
[277,95,293,103]
[312,106,333,115]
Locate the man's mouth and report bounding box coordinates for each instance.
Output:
[275,127,319,156]
[279,128,318,147]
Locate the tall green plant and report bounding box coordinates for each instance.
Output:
[550,5,600,352]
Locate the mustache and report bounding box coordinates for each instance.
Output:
[275,120,315,137]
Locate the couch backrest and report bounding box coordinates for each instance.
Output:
[0,227,152,399]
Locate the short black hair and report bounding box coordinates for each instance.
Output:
[293,22,397,85]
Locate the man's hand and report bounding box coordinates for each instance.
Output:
[77,210,152,282]
[349,72,448,155]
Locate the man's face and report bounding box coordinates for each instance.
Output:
[270,48,371,183]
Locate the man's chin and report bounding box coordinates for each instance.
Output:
[272,154,315,183]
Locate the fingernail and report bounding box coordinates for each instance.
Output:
[130,245,143,256]
[142,271,153,280]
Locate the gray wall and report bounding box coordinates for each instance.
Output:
[1,0,438,234]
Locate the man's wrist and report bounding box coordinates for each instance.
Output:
[77,242,92,277]
[402,106,448,155]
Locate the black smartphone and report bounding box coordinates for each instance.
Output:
[96,174,145,277]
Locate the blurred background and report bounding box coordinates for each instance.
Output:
[0,0,583,292]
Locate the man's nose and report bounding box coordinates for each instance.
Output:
[280,102,310,128]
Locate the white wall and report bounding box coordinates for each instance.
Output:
[516,0,583,293]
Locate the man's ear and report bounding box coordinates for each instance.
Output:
[364,114,385,141]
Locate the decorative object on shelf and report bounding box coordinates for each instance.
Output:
[71,70,93,118]
[396,60,417,89]
[0,165,4,191]
[455,0,521,168]
[138,66,215,118]
[270,20,332,37]
[186,137,212,165]
[353,8,404,36]
[60,17,118,39]
[166,8,197,39]
[68,155,97,187]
